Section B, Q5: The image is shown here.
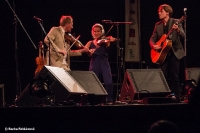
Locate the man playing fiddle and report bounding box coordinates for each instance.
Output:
[44,15,88,71]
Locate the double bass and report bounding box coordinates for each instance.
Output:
[35,41,45,75]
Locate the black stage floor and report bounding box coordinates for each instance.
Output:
[1,102,200,133]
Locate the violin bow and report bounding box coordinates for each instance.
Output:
[66,35,81,53]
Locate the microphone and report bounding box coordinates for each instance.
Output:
[33,16,42,21]
[102,20,111,23]
[183,8,187,16]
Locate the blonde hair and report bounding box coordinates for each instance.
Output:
[60,15,73,26]
[91,23,105,36]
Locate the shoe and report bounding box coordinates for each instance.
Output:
[105,102,113,105]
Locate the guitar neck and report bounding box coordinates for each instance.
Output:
[165,16,185,38]
[166,28,174,38]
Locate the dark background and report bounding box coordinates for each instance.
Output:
[0,0,199,105]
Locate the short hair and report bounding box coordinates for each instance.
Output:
[60,15,73,26]
[148,120,181,133]
[159,4,173,17]
[91,23,105,36]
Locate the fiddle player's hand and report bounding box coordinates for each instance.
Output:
[88,48,95,56]
[107,36,116,42]
[58,49,67,56]
[79,47,89,53]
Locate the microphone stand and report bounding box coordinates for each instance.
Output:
[35,20,60,66]
[183,8,187,83]
[5,0,37,103]
[103,21,132,101]
[183,8,187,60]
[13,0,20,102]
[5,0,37,49]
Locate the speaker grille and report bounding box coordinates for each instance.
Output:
[120,69,171,102]
[126,69,170,93]
[69,71,107,95]
[69,71,107,104]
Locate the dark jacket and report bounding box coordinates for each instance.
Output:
[149,18,185,60]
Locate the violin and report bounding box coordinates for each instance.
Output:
[64,33,84,49]
[35,41,45,75]
[97,36,119,46]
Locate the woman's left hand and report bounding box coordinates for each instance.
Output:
[107,36,116,42]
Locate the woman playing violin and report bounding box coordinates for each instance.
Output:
[44,15,88,71]
[85,23,116,104]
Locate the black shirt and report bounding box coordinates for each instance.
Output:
[163,20,169,34]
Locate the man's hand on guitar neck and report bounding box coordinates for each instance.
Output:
[172,24,180,32]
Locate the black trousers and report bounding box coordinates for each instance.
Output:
[160,50,182,98]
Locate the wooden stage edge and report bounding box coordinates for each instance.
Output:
[0,102,200,133]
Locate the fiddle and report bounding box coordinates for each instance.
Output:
[65,33,84,49]
[35,41,45,75]
[97,36,119,46]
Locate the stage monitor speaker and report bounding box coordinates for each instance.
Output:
[120,69,171,102]
[69,71,108,104]
[15,66,87,106]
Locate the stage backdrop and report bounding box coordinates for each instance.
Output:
[125,0,141,62]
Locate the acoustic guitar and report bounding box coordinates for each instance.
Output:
[151,16,186,64]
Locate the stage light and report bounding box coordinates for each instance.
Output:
[29,79,50,99]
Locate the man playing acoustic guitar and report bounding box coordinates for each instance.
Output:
[149,4,185,100]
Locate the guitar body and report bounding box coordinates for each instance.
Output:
[151,39,172,64]
[35,56,44,75]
